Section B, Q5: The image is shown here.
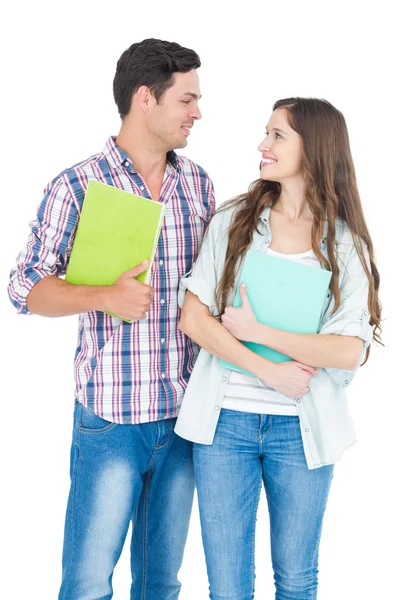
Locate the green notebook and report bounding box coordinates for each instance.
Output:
[219,250,332,375]
[65,180,165,319]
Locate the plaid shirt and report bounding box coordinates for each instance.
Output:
[8,136,215,424]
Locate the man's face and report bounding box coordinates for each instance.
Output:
[147,70,202,151]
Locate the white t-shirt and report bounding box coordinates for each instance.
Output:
[222,247,321,415]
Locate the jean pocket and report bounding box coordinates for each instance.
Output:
[77,402,117,434]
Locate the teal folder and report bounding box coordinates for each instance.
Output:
[219,250,332,375]
[65,180,165,320]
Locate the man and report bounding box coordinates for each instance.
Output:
[8,38,215,600]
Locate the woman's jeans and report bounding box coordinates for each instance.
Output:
[58,401,195,600]
[193,409,334,600]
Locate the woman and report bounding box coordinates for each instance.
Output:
[176,97,382,600]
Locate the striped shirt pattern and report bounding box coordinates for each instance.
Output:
[223,247,321,416]
[8,136,215,424]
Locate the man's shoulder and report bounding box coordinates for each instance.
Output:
[43,148,110,208]
[54,150,107,188]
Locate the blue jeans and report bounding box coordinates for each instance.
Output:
[193,409,334,600]
[59,401,195,600]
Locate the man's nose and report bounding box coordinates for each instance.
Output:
[190,104,202,120]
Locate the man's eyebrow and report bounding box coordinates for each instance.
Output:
[182,92,202,100]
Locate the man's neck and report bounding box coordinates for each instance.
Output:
[116,120,169,182]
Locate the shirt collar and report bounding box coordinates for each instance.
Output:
[102,136,181,173]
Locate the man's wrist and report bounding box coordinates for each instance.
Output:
[89,285,112,313]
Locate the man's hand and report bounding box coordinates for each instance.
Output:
[103,260,155,321]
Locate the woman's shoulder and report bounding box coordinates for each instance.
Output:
[207,199,240,234]
[335,217,356,246]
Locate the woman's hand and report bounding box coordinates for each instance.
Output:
[221,283,259,342]
[262,361,318,398]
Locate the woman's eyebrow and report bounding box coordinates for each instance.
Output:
[265,126,288,135]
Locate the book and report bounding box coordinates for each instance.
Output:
[65,180,165,320]
[219,250,332,375]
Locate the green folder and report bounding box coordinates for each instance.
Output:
[65,180,165,320]
[219,250,332,375]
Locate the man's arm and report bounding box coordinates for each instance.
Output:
[8,178,154,320]
[26,261,153,320]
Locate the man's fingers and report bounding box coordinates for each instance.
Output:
[124,260,150,279]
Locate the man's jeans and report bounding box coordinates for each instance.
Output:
[193,409,334,600]
[58,401,195,600]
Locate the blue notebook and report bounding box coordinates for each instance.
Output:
[219,250,332,375]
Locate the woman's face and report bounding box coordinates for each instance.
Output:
[258,108,304,183]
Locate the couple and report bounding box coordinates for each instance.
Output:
[8,38,381,600]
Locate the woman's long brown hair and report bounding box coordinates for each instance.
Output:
[213,97,382,364]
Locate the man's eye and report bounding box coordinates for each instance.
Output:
[182,100,191,104]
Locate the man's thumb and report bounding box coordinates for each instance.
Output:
[125,260,150,279]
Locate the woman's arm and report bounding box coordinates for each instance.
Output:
[252,324,363,371]
[221,283,364,371]
[179,291,317,398]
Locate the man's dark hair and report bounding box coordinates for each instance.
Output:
[113,38,201,119]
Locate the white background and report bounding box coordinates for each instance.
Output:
[1,1,398,598]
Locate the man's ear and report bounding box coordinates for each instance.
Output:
[138,86,158,111]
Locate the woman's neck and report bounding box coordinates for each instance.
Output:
[273,177,312,222]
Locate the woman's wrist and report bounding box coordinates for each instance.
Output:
[253,355,277,386]
[251,321,270,345]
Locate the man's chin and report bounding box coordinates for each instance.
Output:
[174,137,188,150]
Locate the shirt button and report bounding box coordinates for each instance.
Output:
[222,377,227,382]
[344,380,349,385]
[305,428,310,433]
[215,406,220,411]
[364,310,368,316]
[159,260,164,266]
[160,299,165,305]
[140,185,145,190]
[124,161,129,167]
[161,338,165,344]
[296,398,301,403]
[161,373,166,379]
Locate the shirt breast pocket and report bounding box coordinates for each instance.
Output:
[180,195,208,224]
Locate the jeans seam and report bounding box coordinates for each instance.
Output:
[59,442,79,600]
[141,472,151,600]
[250,467,263,596]
[310,468,334,568]
[78,423,117,435]
[155,419,173,449]
[260,417,272,440]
